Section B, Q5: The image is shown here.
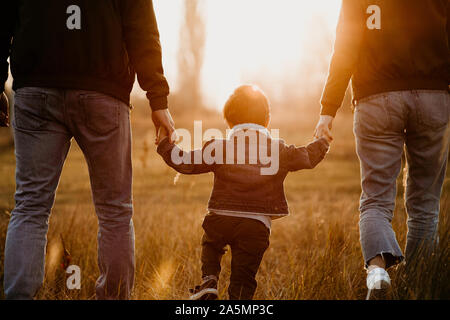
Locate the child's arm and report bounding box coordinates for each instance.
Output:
[157,136,216,175]
[283,138,330,172]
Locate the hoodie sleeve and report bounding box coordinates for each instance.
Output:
[282,138,330,172]
[120,0,170,111]
[447,1,450,52]
[157,137,216,175]
[0,2,16,93]
[320,0,365,117]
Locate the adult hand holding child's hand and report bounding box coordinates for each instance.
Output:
[159,127,169,141]
[0,92,9,127]
[314,115,334,144]
[152,109,176,145]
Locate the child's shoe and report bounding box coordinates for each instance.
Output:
[189,275,219,300]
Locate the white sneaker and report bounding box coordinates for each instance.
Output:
[366,267,391,290]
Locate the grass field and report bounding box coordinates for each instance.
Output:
[0,101,449,300]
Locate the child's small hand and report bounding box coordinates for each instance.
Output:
[322,135,333,145]
[314,134,332,146]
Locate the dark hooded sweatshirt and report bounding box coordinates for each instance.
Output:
[0,0,169,110]
[321,0,450,117]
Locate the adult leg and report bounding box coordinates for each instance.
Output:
[404,90,449,261]
[228,219,269,300]
[4,88,71,299]
[67,91,134,300]
[354,93,406,269]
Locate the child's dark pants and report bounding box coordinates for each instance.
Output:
[201,214,270,300]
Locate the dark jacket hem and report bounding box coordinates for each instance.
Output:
[12,76,134,107]
[353,78,449,102]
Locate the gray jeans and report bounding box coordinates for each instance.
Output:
[354,90,449,268]
[4,87,135,299]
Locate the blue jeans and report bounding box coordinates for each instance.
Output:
[4,87,135,299]
[354,90,449,268]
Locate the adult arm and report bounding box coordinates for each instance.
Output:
[447,1,450,56]
[0,2,16,127]
[120,0,175,142]
[0,1,16,93]
[120,0,170,111]
[320,0,365,117]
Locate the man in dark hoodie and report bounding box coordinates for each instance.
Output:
[315,0,449,294]
[1,0,175,299]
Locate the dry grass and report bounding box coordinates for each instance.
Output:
[0,102,448,300]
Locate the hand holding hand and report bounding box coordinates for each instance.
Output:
[0,92,9,127]
[159,126,169,140]
[152,109,175,145]
[314,115,334,144]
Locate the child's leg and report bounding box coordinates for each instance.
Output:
[201,215,227,279]
[228,219,270,300]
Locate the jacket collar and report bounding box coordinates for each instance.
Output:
[227,123,271,139]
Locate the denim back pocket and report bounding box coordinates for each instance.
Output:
[81,93,120,135]
[354,94,391,136]
[415,91,450,130]
[14,90,48,131]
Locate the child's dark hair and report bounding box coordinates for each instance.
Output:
[223,85,270,128]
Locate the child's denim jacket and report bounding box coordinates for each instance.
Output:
[157,124,329,219]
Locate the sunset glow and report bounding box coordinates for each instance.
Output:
[153,0,341,108]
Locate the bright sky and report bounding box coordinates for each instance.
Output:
[151,0,341,108]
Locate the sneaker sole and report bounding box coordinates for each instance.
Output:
[368,279,391,290]
[366,280,391,300]
[189,288,219,300]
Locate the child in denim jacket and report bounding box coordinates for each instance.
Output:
[158,85,330,300]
